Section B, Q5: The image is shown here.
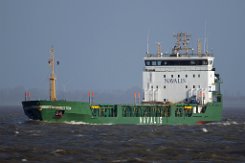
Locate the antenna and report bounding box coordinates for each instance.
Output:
[146,31,150,54]
[205,38,209,55]
[204,21,208,55]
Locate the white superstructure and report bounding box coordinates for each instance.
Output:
[143,33,220,104]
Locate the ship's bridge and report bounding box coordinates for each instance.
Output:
[142,33,220,105]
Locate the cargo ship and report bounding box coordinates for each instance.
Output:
[22,32,222,125]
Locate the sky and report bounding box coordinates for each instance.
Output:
[1,0,245,99]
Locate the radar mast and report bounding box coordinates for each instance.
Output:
[172,32,191,55]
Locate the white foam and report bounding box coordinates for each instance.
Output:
[112,159,128,162]
[208,121,240,126]
[231,121,238,125]
[64,121,113,125]
[75,134,84,137]
[202,128,208,133]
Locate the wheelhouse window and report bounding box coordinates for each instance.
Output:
[145,59,209,66]
[190,60,196,65]
[202,60,208,65]
[145,61,150,66]
[157,61,161,66]
[152,61,157,66]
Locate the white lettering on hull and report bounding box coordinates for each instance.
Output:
[40,105,72,110]
[139,117,163,125]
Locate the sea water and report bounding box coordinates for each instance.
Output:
[0,106,244,162]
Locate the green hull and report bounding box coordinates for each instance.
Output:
[22,97,222,125]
